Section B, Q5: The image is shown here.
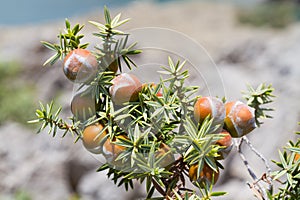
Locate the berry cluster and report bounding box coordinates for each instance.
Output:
[30,7,275,199]
[190,96,256,186]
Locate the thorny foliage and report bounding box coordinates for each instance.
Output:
[28,6,285,200]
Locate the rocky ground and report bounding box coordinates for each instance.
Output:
[0,1,299,200]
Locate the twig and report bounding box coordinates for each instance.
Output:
[235,137,268,200]
[243,136,273,192]
[151,177,166,196]
[243,136,272,175]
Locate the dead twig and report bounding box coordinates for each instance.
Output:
[235,137,271,200]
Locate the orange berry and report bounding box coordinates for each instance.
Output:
[216,130,232,147]
[108,55,119,73]
[224,101,256,138]
[194,96,225,125]
[102,135,127,165]
[71,92,97,121]
[82,123,107,154]
[151,83,163,97]
[102,53,118,73]
[189,163,219,187]
[143,83,163,97]
[109,73,142,105]
[63,49,98,83]
[215,129,233,160]
[108,60,118,73]
[294,153,300,163]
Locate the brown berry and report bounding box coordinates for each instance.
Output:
[109,73,142,105]
[82,123,107,154]
[63,49,98,83]
[102,135,127,165]
[189,163,219,187]
[215,129,233,160]
[224,101,256,138]
[71,92,97,121]
[103,53,118,73]
[194,96,225,125]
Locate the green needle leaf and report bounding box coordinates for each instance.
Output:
[104,6,112,24]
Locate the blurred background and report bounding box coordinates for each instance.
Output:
[0,0,300,199]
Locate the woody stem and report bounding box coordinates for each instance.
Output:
[236,137,268,200]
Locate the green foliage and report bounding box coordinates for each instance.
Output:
[29,7,280,200]
[172,190,227,200]
[30,56,226,199]
[0,61,20,79]
[89,6,130,36]
[0,61,36,125]
[89,6,141,72]
[243,83,275,127]
[14,190,32,200]
[268,131,300,200]
[28,101,81,139]
[41,6,141,71]
[237,2,297,29]
[41,19,88,66]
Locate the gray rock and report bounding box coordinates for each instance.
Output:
[0,123,70,200]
